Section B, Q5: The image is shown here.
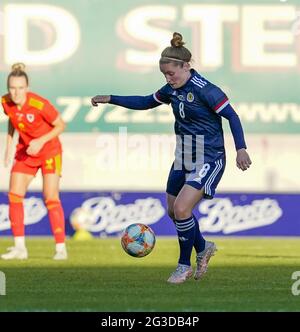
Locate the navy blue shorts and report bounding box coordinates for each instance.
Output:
[166,156,226,199]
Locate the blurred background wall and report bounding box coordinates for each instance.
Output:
[0,0,299,236]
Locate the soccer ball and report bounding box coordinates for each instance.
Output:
[121,223,156,258]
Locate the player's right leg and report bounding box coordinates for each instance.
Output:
[166,164,206,283]
[1,168,35,260]
[166,193,176,221]
[166,163,208,283]
[167,194,206,258]
[166,165,191,283]
[167,194,194,284]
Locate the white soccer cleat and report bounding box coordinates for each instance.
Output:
[1,247,28,260]
[167,264,193,284]
[194,241,217,280]
[53,249,68,260]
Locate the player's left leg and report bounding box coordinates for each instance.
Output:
[42,154,67,260]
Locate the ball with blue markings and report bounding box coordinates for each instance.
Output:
[121,223,156,257]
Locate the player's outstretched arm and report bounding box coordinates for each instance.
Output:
[91,94,161,110]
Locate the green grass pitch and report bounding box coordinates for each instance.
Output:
[0,237,300,312]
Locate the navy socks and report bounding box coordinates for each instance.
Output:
[175,216,196,266]
[193,215,206,253]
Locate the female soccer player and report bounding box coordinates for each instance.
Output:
[1,63,67,260]
[91,33,252,283]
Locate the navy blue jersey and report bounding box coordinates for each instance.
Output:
[154,69,229,164]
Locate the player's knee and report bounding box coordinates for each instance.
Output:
[167,208,175,222]
[44,197,60,210]
[43,192,59,202]
[173,202,191,220]
[8,192,24,204]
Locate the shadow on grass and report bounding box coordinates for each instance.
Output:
[0,265,299,312]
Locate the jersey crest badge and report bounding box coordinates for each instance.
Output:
[187,92,194,102]
[26,114,35,123]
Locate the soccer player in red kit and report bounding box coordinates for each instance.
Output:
[1,63,67,260]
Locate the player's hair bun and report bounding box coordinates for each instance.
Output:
[171,32,185,48]
[12,63,26,72]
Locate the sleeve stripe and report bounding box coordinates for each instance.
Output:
[153,93,164,104]
[214,98,229,113]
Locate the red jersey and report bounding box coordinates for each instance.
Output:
[1,92,62,165]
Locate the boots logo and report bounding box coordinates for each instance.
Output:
[70,196,165,234]
[0,197,47,231]
[199,198,282,234]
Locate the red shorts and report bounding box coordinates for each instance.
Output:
[11,153,62,176]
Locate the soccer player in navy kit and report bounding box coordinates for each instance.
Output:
[91,32,252,284]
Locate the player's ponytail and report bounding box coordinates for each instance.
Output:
[7,62,29,88]
[160,32,192,66]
